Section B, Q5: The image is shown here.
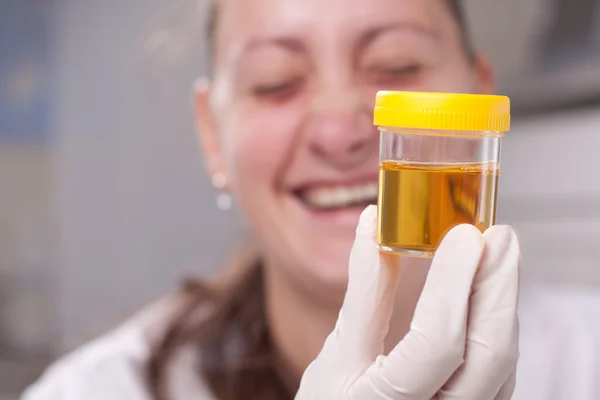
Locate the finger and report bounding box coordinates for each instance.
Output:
[353,224,485,399]
[335,205,401,369]
[494,368,517,400]
[437,226,520,400]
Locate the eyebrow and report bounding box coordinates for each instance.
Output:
[242,36,306,56]
[357,20,441,52]
[237,20,439,60]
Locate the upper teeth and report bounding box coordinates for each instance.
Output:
[303,182,378,209]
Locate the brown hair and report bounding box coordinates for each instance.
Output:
[147,1,472,399]
[148,242,296,399]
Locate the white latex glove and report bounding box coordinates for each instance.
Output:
[296,205,520,400]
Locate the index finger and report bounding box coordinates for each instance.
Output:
[438,226,520,399]
[352,224,484,399]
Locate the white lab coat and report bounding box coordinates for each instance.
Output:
[22,284,600,400]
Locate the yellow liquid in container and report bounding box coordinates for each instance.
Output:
[377,161,499,256]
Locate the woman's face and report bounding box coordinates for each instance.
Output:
[198,0,493,294]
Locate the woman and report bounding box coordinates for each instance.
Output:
[23,0,600,399]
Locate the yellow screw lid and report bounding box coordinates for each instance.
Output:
[374,91,511,132]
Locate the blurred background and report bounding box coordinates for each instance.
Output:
[1,0,599,397]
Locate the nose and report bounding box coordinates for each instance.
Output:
[304,87,377,169]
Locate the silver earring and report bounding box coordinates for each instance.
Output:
[212,172,232,210]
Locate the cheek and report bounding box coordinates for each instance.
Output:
[430,62,479,93]
[223,103,304,198]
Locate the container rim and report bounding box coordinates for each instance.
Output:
[377,126,504,139]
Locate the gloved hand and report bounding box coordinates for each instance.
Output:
[296,205,520,400]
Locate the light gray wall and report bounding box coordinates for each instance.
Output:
[53,0,243,350]
[0,147,57,355]
[52,0,600,351]
[466,0,600,110]
[499,106,600,288]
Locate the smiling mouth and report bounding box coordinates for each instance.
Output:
[295,181,378,211]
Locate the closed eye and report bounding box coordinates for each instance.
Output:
[367,64,422,86]
[251,78,304,101]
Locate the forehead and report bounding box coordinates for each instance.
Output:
[215,0,450,56]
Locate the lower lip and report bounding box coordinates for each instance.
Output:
[300,200,376,227]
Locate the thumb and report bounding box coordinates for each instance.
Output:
[334,205,401,374]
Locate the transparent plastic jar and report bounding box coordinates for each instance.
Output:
[374,91,511,257]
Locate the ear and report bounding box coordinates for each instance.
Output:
[472,53,495,95]
[194,78,227,182]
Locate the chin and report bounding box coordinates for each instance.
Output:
[263,189,377,299]
[296,233,356,292]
